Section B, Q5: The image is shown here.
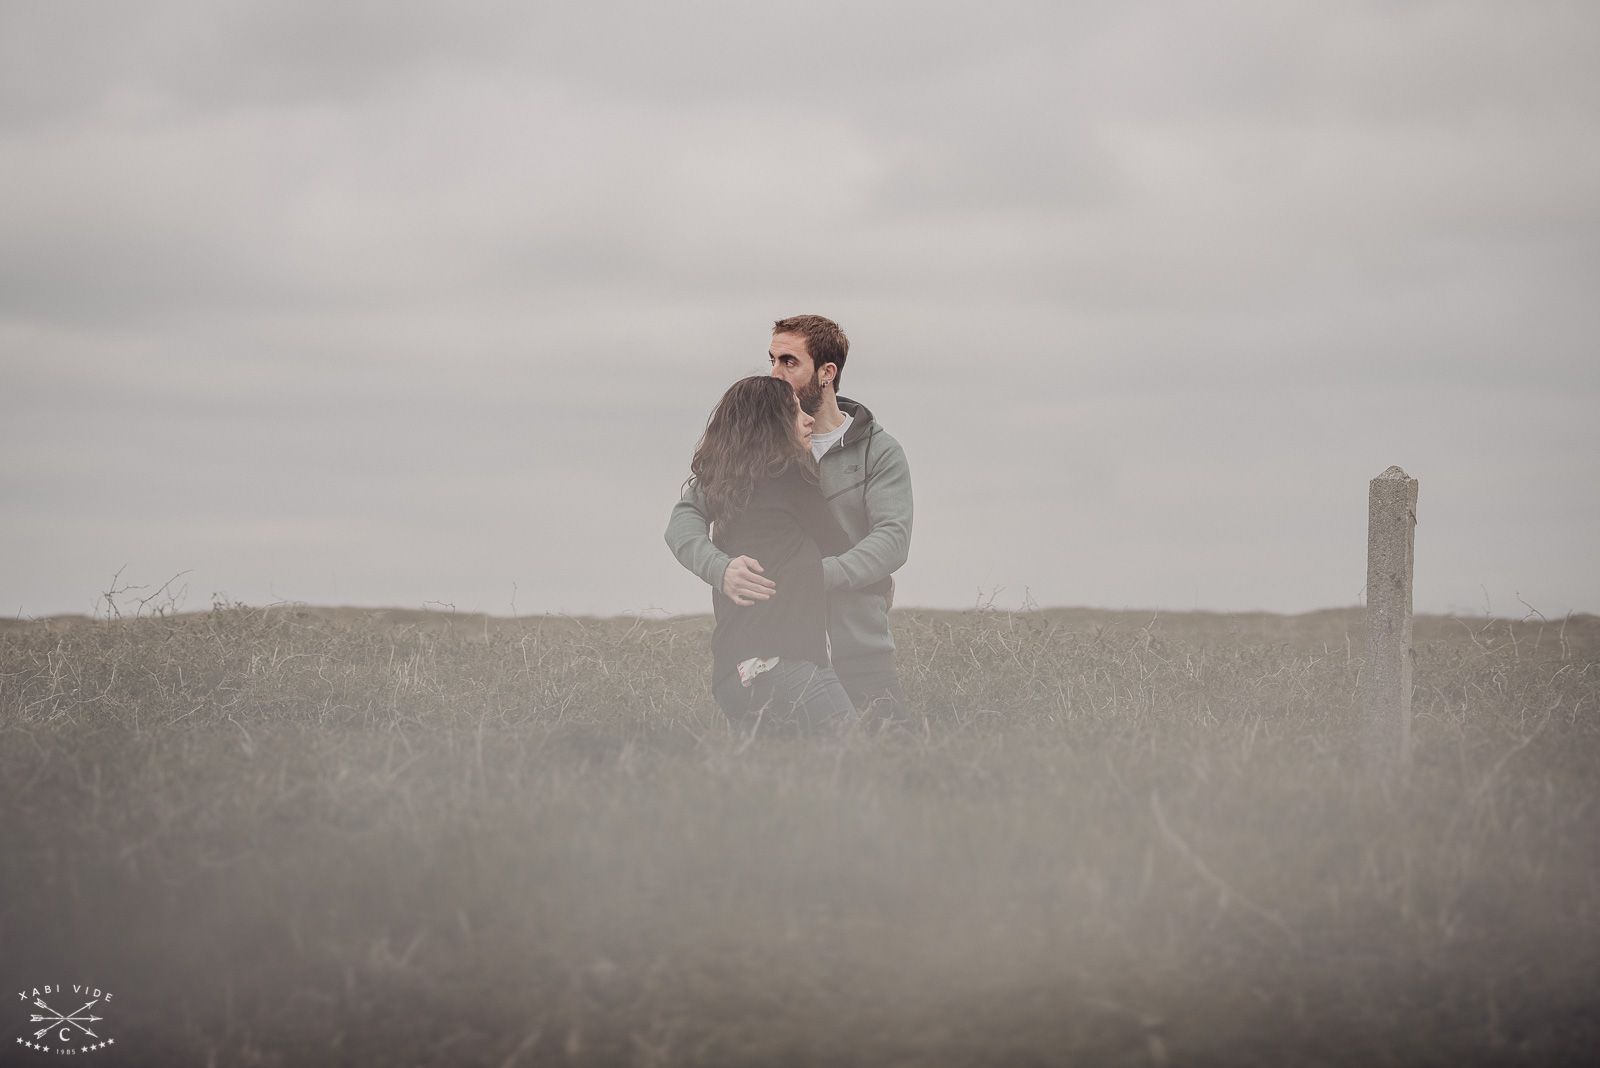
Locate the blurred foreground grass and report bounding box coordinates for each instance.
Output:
[2,605,1597,1065]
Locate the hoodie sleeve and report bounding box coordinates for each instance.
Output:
[664,485,733,591]
[821,430,912,593]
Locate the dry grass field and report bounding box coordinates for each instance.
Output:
[2,602,1597,1065]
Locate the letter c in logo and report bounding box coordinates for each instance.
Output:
[60,1027,71,1042]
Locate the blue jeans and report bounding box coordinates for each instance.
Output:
[714,658,859,738]
[836,659,911,728]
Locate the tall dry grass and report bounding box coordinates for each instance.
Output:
[2,603,1596,1065]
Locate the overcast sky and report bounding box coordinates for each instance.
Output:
[2,0,1597,620]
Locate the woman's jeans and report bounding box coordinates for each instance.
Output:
[713,659,859,737]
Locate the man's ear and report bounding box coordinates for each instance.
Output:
[822,362,838,387]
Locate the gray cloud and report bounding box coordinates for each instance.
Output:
[2,0,1597,618]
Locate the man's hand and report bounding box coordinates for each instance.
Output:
[722,556,776,606]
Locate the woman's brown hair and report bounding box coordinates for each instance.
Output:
[688,376,814,535]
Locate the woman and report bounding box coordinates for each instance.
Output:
[688,375,859,736]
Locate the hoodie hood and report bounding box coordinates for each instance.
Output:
[834,396,877,448]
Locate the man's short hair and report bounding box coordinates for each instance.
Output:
[773,314,849,393]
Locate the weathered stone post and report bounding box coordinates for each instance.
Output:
[1364,466,1418,769]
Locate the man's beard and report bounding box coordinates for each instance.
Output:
[794,372,825,416]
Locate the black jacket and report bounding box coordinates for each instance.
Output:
[710,463,853,686]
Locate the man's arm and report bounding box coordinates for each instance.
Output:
[821,432,912,593]
[664,486,776,605]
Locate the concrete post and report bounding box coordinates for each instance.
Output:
[1364,466,1418,769]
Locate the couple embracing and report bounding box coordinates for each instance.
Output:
[665,315,912,737]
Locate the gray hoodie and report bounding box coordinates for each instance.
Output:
[665,396,913,673]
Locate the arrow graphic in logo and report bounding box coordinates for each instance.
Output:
[30,998,101,1040]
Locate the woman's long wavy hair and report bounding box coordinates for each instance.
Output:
[688,375,814,537]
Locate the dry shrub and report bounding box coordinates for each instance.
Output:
[2,605,1596,1065]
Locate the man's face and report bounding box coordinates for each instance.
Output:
[769,332,828,415]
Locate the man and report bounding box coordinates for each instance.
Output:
[665,314,914,725]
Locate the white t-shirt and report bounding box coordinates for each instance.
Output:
[810,413,853,461]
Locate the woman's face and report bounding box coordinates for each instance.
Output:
[792,398,815,454]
